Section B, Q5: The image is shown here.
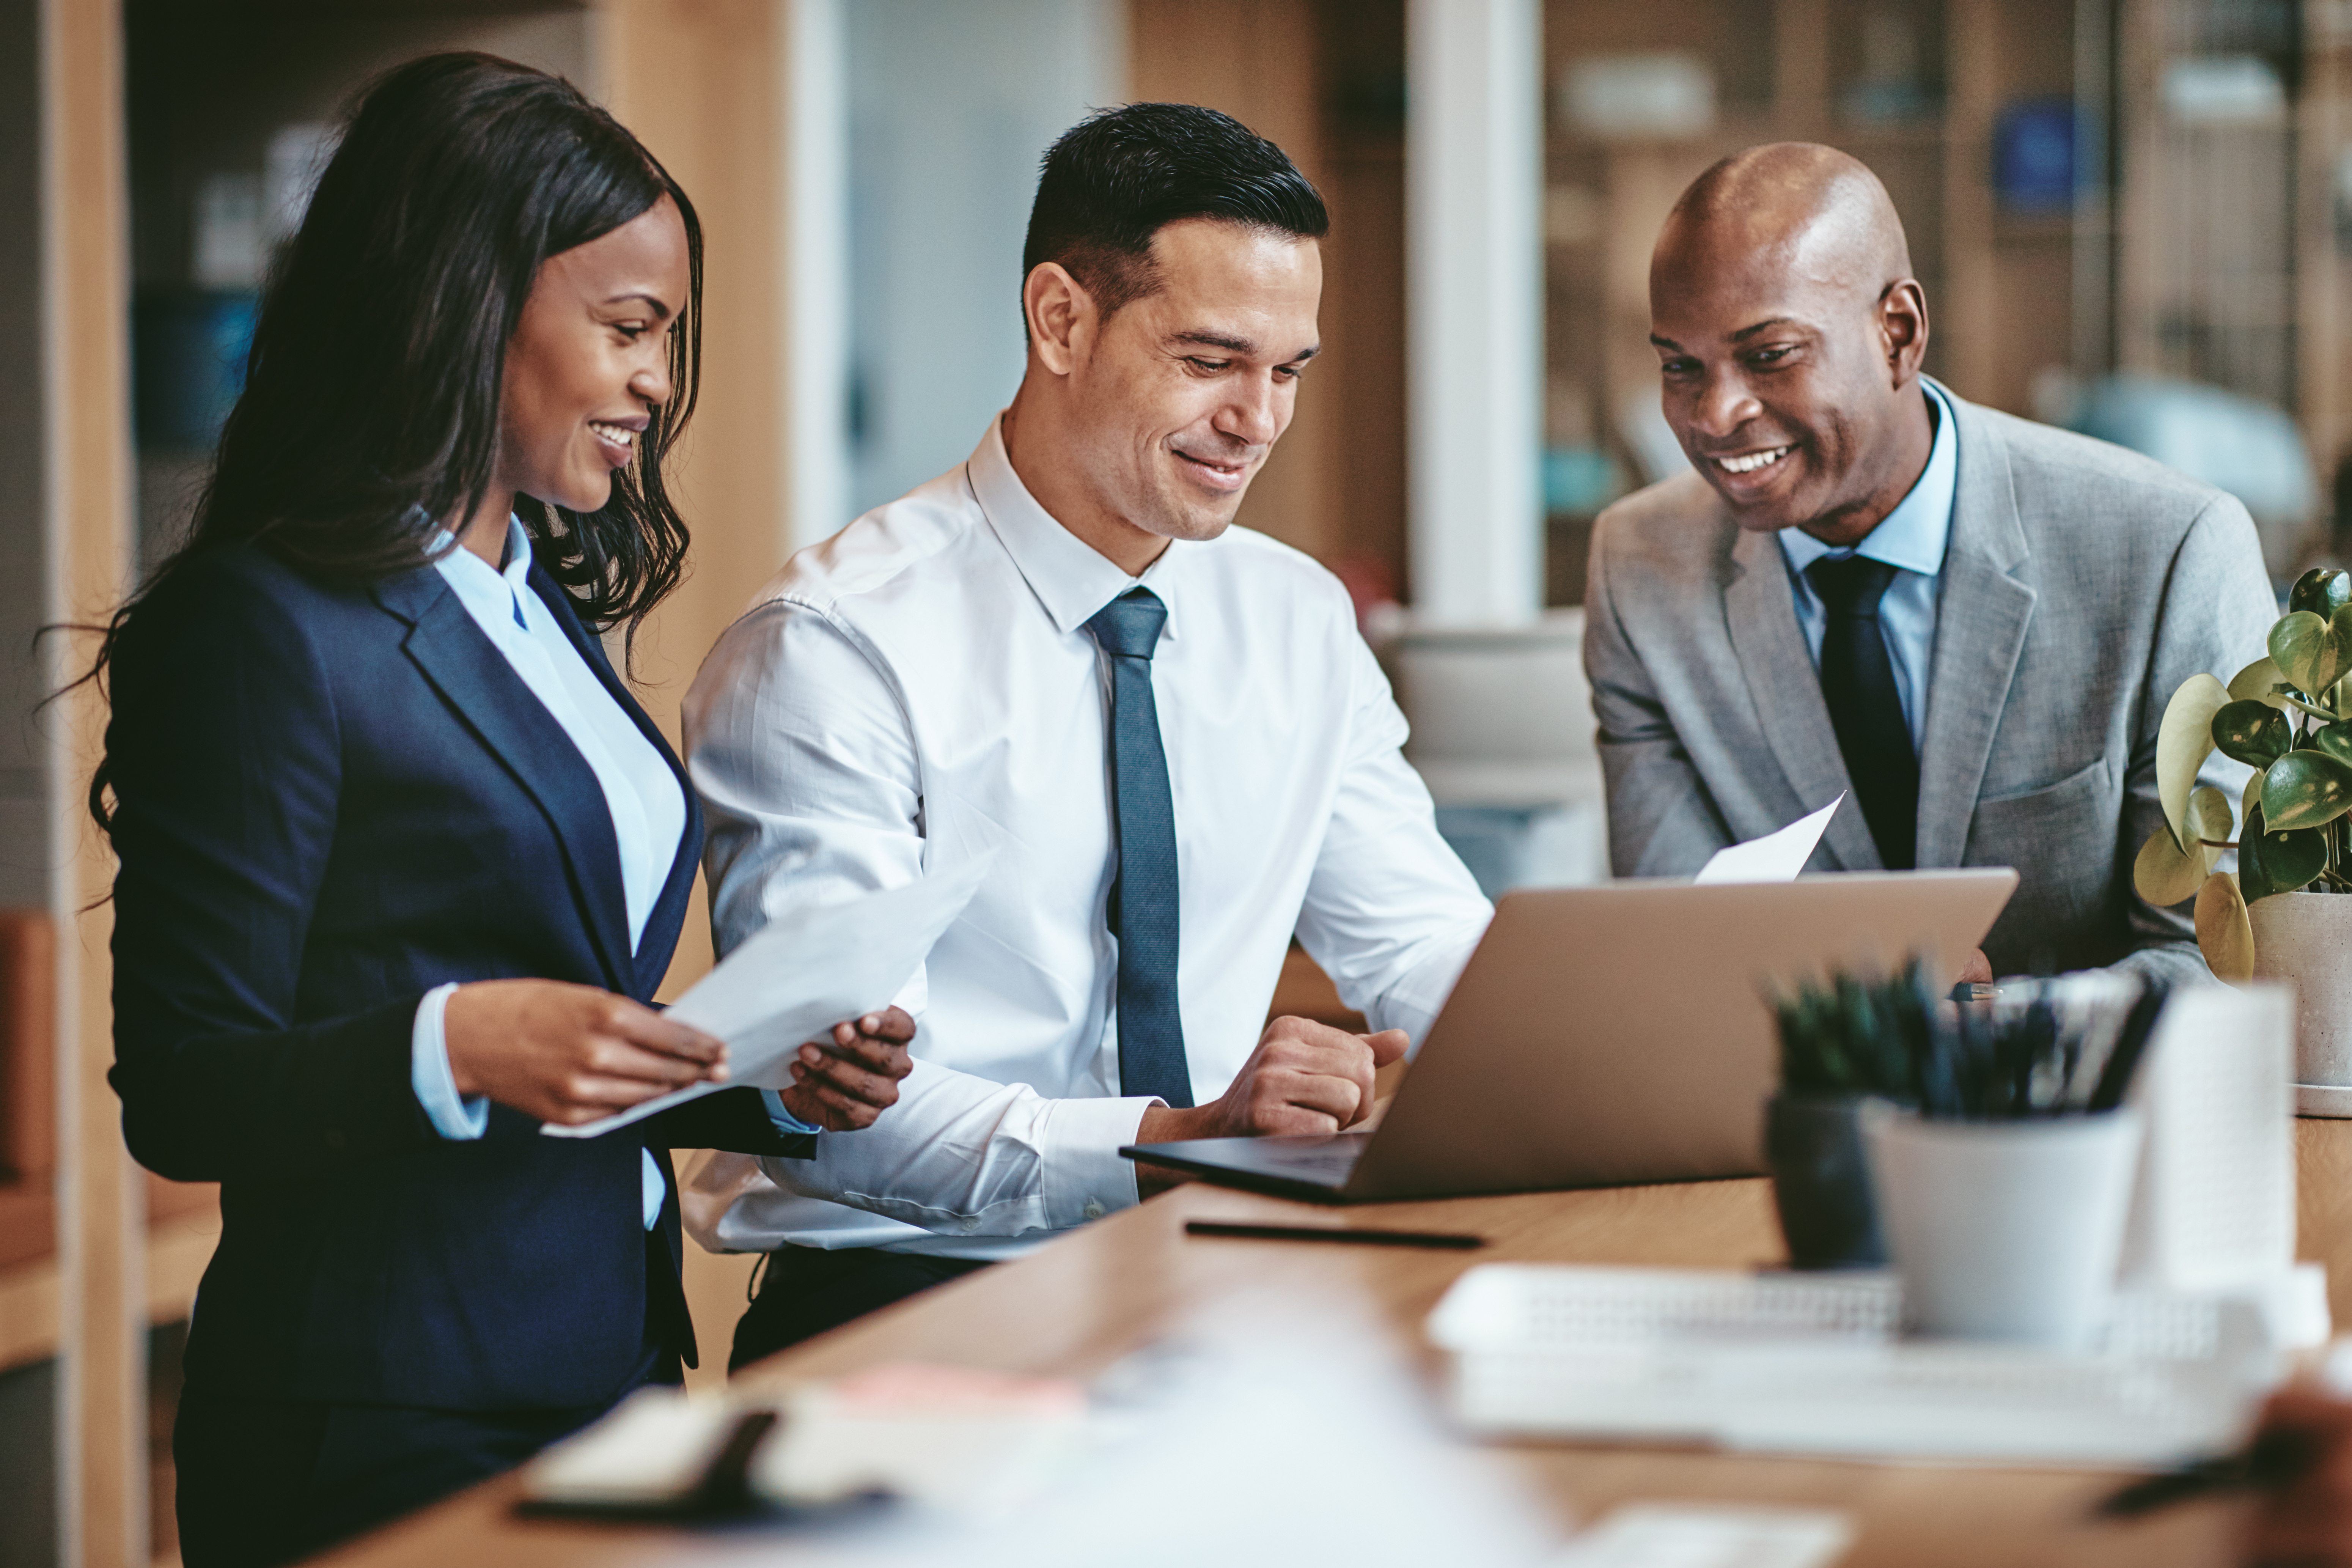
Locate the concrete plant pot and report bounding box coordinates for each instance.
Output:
[2249,891,2352,1087]
[1764,1093,1886,1271]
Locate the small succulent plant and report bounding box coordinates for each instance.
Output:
[2132,567,2352,981]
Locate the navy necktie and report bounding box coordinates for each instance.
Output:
[1083,588,1192,1108]
[1805,556,1918,871]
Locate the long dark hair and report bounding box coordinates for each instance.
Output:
[83,51,702,834]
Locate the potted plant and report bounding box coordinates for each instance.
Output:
[1766,969,1928,1270]
[1789,966,2165,1345]
[2133,567,2352,1085]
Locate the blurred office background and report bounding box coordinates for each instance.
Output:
[2,1,2348,1563]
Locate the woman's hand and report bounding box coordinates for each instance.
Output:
[442,979,728,1127]
[775,1008,917,1131]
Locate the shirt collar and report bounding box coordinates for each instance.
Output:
[430,516,535,623]
[1776,378,1957,579]
[966,413,1187,640]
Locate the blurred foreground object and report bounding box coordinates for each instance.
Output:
[1432,1261,2281,1466]
[2244,1383,2352,1566]
[527,1293,1566,1565]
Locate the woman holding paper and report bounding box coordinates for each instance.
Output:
[89,54,912,1568]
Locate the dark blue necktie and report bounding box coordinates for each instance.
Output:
[1083,588,1192,1107]
[1805,556,1918,870]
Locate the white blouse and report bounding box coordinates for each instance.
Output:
[410,517,688,1228]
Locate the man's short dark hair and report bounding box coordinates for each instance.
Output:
[1022,102,1329,324]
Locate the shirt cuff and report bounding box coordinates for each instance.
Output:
[1037,1095,1157,1228]
[410,982,489,1140]
[759,1088,825,1138]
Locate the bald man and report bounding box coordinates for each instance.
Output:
[1583,143,2272,981]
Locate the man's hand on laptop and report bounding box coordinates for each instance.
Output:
[776,1007,918,1131]
[1132,1017,1409,1197]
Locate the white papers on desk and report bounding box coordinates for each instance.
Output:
[1429,1263,2282,1467]
[542,855,992,1140]
[1555,1504,1854,1568]
[1692,794,1843,884]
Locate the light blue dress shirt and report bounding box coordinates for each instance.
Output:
[1774,379,1958,753]
[407,518,815,1230]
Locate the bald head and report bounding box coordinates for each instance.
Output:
[1657,143,1913,305]
[1645,143,1935,546]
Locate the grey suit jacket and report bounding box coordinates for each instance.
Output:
[1583,388,2275,983]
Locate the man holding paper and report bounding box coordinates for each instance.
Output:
[683,104,1492,1362]
[1584,142,2272,982]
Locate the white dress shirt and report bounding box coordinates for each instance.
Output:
[1775,377,1958,752]
[407,517,692,1228]
[684,417,1494,1260]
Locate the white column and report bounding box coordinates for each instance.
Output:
[786,0,850,551]
[1406,0,1544,626]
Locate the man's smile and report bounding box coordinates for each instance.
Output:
[1714,445,1792,475]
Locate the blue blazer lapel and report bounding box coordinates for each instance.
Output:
[524,563,704,996]
[372,568,636,990]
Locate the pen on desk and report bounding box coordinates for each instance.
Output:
[2094,1426,2317,1519]
[1183,1220,1484,1250]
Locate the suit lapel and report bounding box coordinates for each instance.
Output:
[1724,528,1882,870]
[1914,397,2036,869]
[373,568,635,989]
[525,564,705,994]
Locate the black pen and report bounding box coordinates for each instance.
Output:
[1183,1220,1484,1249]
[2095,1427,2317,1519]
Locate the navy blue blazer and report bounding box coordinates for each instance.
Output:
[106,540,810,1410]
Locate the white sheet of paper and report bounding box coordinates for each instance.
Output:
[1555,1503,1854,1568]
[541,853,994,1139]
[1691,794,1844,885]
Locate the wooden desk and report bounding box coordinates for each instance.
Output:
[317,1123,2352,1568]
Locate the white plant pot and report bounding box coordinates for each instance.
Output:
[1861,1104,2144,1348]
[2250,891,2352,1087]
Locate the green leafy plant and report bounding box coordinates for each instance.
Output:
[1772,961,1933,1102]
[2133,567,2352,981]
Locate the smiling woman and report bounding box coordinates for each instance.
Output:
[476,197,690,565]
[97,53,705,640]
[78,52,916,1568]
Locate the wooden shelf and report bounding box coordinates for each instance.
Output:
[0,1194,217,1376]
[0,1186,52,1273]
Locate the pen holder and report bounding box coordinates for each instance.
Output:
[1764,1092,1885,1270]
[1862,1102,2143,1348]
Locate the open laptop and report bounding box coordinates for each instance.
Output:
[1119,869,2018,1203]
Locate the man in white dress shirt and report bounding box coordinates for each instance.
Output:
[683,103,1492,1364]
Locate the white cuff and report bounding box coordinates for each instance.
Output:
[889,963,929,1019]
[1036,1095,1156,1227]
[1374,929,1487,1056]
[410,982,489,1140]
